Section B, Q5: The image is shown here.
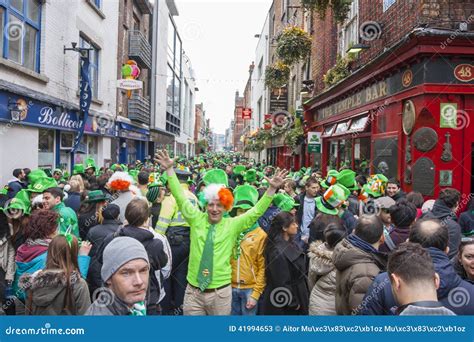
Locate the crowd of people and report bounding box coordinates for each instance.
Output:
[0,151,473,316]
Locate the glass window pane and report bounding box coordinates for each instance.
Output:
[7,15,22,64]
[166,66,173,113]
[10,0,23,12]
[167,18,174,67]
[354,137,371,176]
[23,24,36,70]
[27,0,40,22]
[38,129,54,168]
[174,77,180,116]
[328,140,338,172]
[334,121,350,135]
[0,8,4,58]
[175,37,182,74]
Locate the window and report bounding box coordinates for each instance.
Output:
[338,0,359,57]
[38,129,54,168]
[328,141,338,171]
[166,66,174,113]
[257,57,263,78]
[383,0,396,12]
[1,0,41,71]
[354,137,371,175]
[79,35,100,99]
[175,36,182,75]
[167,16,175,67]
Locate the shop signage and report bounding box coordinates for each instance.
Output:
[454,64,473,82]
[242,108,252,120]
[307,132,322,153]
[440,103,458,128]
[264,114,272,130]
[117,79,143,90]
[269,87,288,113]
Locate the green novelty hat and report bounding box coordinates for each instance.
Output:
[232,185,259,210]
[233,165,246,176]
[85,157,96,171]
[273,193,299,212]
[363,174,388,198]
[203,169,228,187]
[244,169,257,184]
[4,189,31,215]
[320,170,339,189]
[27,169,48,185]
[27,177,58,193]
[73,164,85,175]
[85,190,109,203]
[336,169,359,191]
[316,183,350,215]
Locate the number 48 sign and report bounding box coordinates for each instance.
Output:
[454,64,474,82]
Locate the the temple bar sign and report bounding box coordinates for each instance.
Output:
[318,81,388,119]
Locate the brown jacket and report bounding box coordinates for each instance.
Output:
[332,238,386,315]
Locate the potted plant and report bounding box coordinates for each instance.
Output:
[276,26,312,65]
[264,61,290,89]
[301,0,353,23]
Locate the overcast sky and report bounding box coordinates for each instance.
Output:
[174,0,272,134]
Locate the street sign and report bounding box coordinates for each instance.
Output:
[242,108,252,119]
[307,132,322,153]
[308,144,321,153]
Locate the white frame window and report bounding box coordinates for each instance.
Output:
[383,0,396,12]
[338,0,359,57]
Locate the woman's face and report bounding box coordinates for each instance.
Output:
[460,244,474,280]
[285,221,298,236]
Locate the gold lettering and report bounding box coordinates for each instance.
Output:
[379,81,387,97]
[366,88,372,102]
[356,93,362,106]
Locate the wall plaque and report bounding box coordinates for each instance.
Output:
[413,157,435,196]
[402,100,416,135]
[440,170,453,186]
[413,127,438,152]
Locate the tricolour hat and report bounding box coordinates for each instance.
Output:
[320,170,339,189]
[316,184,350,215]
[232,185,258,210]
[363,174,388,198]
[336,169,359,191]
[203,169,228,187]
[273,193,299,212]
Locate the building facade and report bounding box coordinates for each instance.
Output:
[0,0,118,184]
[232,90,244,152]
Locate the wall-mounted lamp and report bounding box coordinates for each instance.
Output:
[300,80,315,96]
[346,43,370,55]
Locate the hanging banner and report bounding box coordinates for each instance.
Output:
[242,108,252,120]
[71,56,92,153]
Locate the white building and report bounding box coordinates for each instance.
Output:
[0,0,118,185]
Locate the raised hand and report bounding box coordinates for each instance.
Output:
[154,149,175,170]
[265,168,289,195]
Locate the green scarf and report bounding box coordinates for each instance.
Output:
[197,224,216,291]
[233,223,259,260]
[129,301,146,316]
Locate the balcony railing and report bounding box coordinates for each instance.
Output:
[128,94,151,125]
[129,30,152,69]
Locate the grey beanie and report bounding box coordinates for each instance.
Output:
[101,236,149,282]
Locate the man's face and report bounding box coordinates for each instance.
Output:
[207,199,225,224]
[305,182,320,198]
[53,172,62,181]
[18,170,26,181]
[42,192,60,209]
[386,183,400,197]
[108,259,149,306]
[379,208,391,225]
[225,166,233,175]
[86,168,94,176]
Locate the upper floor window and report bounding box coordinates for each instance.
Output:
[79,35,100,99]
[0,0,41,71]
[338,0,359,57]
[383,0,396,12]
[94,0,101,8]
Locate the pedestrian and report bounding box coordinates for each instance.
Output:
[373,196,396,237]
[137,171,150,197]
[458,198,474,236]
[42,187,80,238]
[77,190,109,241]
[308,213,343,245]
[230,185,267,315]
[359,174,388,216]
[85,204,122,295]
[422,188,462,259]
[154,150,286,316]
[0,197,16,315]
[406,191,424,219]
[146,180,166,229]
[93,198,168,315]
[308,222,346,315]
[69,175,86,194]
[386,179,406,202]
[388,242,455,315]
[262,212,308,315]
[86,237,150,316]
[379,199,417,253]
[64,179,82,213]
[20,234,92,315]
[360,218,474,315]
[296,177,321,246]
[454,237,474,282]
[13,210,90,308]
[283,179,298,202]
[7,169,27,199]
[333,215,387,315]
[109,172,141,223]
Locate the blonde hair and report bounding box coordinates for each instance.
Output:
[70,175,85,193]
[68,179,81,193]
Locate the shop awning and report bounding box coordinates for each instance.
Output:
[347,113,369,134]
[321,112,369,138]
[321,124,336,137]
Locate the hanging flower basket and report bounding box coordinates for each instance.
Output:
[276,26,312,65]
[300,0,353,24]
[323,53,356,88]
[264,62,290,89]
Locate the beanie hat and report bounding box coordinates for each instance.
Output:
[146,186,161,203]
[102,204,120,220]
[101,236,149,282]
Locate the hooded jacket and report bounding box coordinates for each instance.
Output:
[333,237,387,315]
[307,241,337,315]
[459,210,474,235]
[359,247,474,315]
[423,200,461,259]
[19,270,90,315]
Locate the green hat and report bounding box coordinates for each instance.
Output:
[203,169,228,187]
[363,174,388,198]
[73,164,85,175]
[85,157,96,171]
[233,165,246,176]
[336,169,359,191]
[316,184,350,215]
[129,169,139,182]
[27,177,58,193]
[120,164,128,172]
[244,169,257,184]
[160,172,168,186]
[85,190,108,203]
[53,168,63,175]
[110,164,122,171]
[320,170,339,189]
[4,189,31,215]
[273,193,299,212]
[27,169,48,185]
[233,185,259,210]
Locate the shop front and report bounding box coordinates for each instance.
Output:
[117,122,149,164]
[0,88,114,183]
[304,31,474,198]
[149,129,175,157]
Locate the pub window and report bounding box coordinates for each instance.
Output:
[322,124,336,137]
[328,140,339,172]
[354,137,371,176]
[38,129,54,168]
[1,0,42,71]
[339,139,353,170]
[334,121,350,135]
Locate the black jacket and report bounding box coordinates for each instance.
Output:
[64,192,81,213]
[391,190,406,202]
[459,211,474,235]
[92,225,168,305]
[7,180,26,199]
[78,207,99,241]
[423,200,461,259]
[263,237,309,315]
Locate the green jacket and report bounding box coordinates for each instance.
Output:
[53,202,80,238]
[168,173,273,289]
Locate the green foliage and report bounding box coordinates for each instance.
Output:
[264,62,290,89]
[276,26,312,65]
[284,114,305,149]
[301,0,353,24]
[323,53,356,88]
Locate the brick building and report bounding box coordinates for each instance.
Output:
[233,91,245,152]
[304,0,474,198]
